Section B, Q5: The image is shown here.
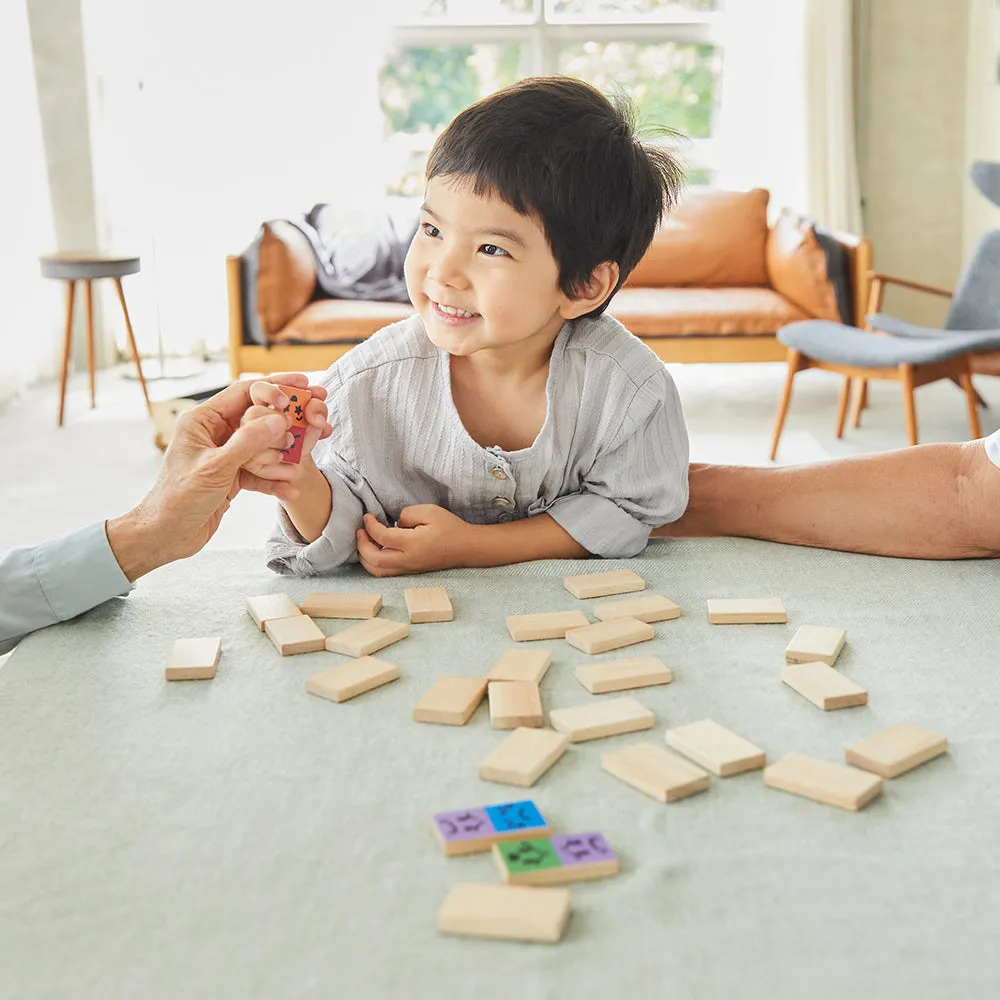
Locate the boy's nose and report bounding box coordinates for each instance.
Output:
[428,250,469,289]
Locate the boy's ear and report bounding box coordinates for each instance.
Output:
[559,262,620,319]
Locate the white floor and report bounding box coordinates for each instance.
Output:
[2,357,998,556]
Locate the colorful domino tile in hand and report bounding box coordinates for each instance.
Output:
[277,385,312,464]
[432,799,549,857]
[493,832,620,885]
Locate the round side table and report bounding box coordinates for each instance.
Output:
[39,252,152,426]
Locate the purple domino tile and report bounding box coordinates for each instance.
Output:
[433,808,493,844]
[551,832,616,867]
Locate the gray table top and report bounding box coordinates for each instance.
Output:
[1,539,997,999]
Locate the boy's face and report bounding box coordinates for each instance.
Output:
[404,176,580,362]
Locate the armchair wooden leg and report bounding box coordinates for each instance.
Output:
[84,279,96,408]
[961,370,982,439]
[770,349,805,461]
[57,280,76,427]
[114,276,152,415]
[900,364,918,446]
[835,376,853,439]
[850,378,868,428]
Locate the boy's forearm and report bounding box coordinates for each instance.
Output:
[281,459,333,544]
[653,446,1000,559]
[463,514,588,568]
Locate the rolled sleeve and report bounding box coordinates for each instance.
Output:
[986,429,1000,469]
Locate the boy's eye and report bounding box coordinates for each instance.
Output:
[422,222,441,238]
[480,244,509,257]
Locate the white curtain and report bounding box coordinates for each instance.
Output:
[0,0,60,405]
[717,0,863,234]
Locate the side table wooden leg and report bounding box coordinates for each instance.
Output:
[84,278,96,408]
[57,280,77,427]
[961,369,982,440]
[114,277,152,415]
[835,376,853,439]
[850,378,868,428]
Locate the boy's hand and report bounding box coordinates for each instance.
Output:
[240,375,332,486]
[356,505,471,577]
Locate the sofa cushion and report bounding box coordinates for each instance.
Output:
[609,287,810,336]
[625,189,771,289]
[270,298,415,344]
[765,210,842,322]
[256,221,317,336]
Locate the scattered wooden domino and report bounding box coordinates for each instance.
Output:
[432,799,549,856]
[265,615,326,656]
[488,681,544,729]
[845,723,948,778]
[763,753,883,811]
[246,593,302,630]
[298,592,382,619]
[305,656,400,703]
[492,832,620,886]
[437,883,571,943]
[478,727,569,787]
[574,656,673,695]
[602,742,710,803]
[563,568,645,600]
[664,719,766,776]
[593,594,681,623]
[489,648,552,684]
[785,625,847,666]
[276,385,311,464]
[404,586,454,623]
[707,598,787,624]
[564,617,654,655]
[324,618,409,657]
[164,637,221,681]
[781,661,868,711]
[413,677,488,725]
[548,696,654,743]
[507,611,589,641]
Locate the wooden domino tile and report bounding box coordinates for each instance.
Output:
[764,753,883,811]
[324,618,409,657]
[507,610,589,641]
[845,723,948,778]
[265,614,326,656]
[276,384,311,465]
[413,677,488,725]
[488,681,544,729]
[478,727,569,787]
[707,598,787,624]
[437,883,571,943]
[781,661,868,711]
[164,637,221,681]
[404,586,454,623]
[305,656,400,703]
[602,742,710,803]
[563,568,646,599]
[564,617,654,655]
[664,719,766,776]
[298,592,382,619]
[548,696,654,743]
[492,832,620,886]
[574,655,672,695]
[785,625,847,666]
[246,593,302,630]
[488,648,552,684]
[432,798,549,856]
[593,594,681,623]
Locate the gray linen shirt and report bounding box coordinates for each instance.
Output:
[266,313,690,575]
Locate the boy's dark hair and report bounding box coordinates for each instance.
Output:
[426,75,684,317]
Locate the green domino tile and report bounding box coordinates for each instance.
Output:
[495,837,562,875]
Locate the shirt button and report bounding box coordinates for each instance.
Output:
[491,467,507,481]
[498,512,514,523]
[492,496,512,508]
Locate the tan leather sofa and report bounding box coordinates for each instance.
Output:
[227,189,871,378]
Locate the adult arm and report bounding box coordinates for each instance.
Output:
[652,437,1000,559]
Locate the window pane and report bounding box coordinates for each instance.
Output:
[379,43,525,195]
[556,41,721,138]
[547,0,721,21]
[396,0,536,26]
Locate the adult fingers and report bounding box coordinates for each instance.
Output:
[241,403,287,427]
[266,372,311,389]
[212,412,289,473]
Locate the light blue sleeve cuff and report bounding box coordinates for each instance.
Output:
[986,429,1000,469]
[543,492,654,558]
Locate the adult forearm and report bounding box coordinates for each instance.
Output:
[654,445,1000,559]
[463,513,588,568]
[282,460,334,543]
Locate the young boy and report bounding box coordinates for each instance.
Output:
[249,76,690,577]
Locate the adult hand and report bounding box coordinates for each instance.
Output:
[107,375,323,581]
[356,505,471,577]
